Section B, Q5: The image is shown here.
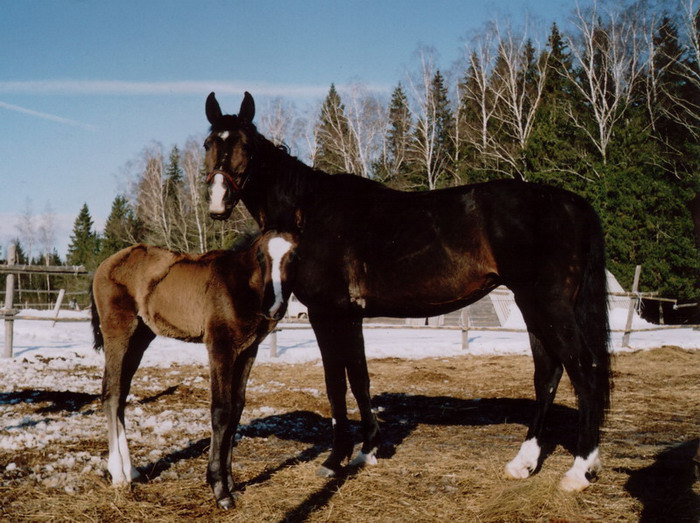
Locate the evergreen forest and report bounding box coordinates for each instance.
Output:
[3,1,699,309]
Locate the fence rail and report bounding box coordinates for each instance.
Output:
[2,258,698,358]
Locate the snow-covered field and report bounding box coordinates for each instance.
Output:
[3,305,698,367]
[1,305,697,500]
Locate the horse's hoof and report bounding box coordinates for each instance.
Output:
[504,439,539,479]
[559,473,590,492]
[317,465,337,478]
[349,449,378,467]
[217,496,236,510]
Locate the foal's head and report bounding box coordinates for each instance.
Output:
[259,230,299,321]
[204,91,256,220]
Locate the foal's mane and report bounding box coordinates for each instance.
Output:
[227,229,262,253]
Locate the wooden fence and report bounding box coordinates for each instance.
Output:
[2,256,697,359]
[1,244,88,358]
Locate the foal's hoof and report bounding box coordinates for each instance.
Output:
[216,492,240,510]
[217,497,235,510]
[349,449,378,467]
[317,465,338,478]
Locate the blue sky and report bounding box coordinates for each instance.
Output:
[0,0,572,257]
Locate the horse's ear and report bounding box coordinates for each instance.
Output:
[206,92,222,125]
[239,91,255,123]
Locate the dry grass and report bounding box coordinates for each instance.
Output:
[2,346,699,522]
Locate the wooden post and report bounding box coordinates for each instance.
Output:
[3,244,17,358]
[51,289,66,327]
[269,329,278,358]
[622,265,642,348]
[461,307,470,351]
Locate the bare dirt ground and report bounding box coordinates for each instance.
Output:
[2,346,698,522]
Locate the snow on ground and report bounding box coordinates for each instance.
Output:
[2,305,698,368]
[1,306,697,491]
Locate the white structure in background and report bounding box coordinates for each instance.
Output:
[286,270,632,327]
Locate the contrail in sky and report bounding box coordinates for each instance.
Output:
[0,100,97,131]
[0,80,388,98]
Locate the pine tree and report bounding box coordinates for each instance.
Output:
[431,70,454,186]
[378,83,412,187]
[66,203,100,268]
[101,195,141,258]
[314,84,358,174]
[165,146,183,203]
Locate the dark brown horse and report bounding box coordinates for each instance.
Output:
[91,230,298,508]
[202,92,611,493]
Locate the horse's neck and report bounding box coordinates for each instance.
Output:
[248,138,323,219]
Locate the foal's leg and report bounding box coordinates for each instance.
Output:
[206,333,258,509]
[505,331,563,479]
[310,311,379,477]
[102,319,155,485]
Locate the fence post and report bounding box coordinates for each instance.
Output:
[269,329,278,358]
[622,265,642,348]
[461,307,470,351]
[51,289,66,327]
[3,244,17,358]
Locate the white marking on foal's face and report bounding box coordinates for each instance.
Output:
[267,236,293,317]
[209,173,227,214]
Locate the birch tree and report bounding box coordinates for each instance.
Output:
[564,1,649,163]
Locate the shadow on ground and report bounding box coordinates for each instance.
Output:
[623,438,699,523]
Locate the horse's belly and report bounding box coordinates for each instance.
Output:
[141,311,204,342]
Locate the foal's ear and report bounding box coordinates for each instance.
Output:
[206,92,222,124]
[239,91,255,123]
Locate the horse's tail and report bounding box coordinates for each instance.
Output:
[90,282,104,352]
[575,208,612,427]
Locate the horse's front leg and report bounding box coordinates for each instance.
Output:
[310,311,379,476]
[224,343,259,497]
[206,332,245,510]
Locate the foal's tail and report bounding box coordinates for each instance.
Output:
[90,283,104,352]
[575,210,612,427]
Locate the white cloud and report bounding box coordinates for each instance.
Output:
[0,80,389,99]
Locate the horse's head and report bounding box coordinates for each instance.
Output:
[259,230,299,321]
[204,91,256,220]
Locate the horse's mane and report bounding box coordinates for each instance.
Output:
[252,129,389,200]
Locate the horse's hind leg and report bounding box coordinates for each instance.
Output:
[511,294,603,490]
[102,318,155,485]
[505,331,563,479]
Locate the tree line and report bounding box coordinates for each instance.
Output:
[4,0,699,306]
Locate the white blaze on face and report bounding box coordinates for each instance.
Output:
[209,173,227,214]
[266,236,293,317]
[219,131,230,140]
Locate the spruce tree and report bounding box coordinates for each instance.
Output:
[66,203,100,268]
[380,83,412,188]
[101,195,140,258]
[431,70,454,186]
[315,84,357,174]
[165,146,183,204]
